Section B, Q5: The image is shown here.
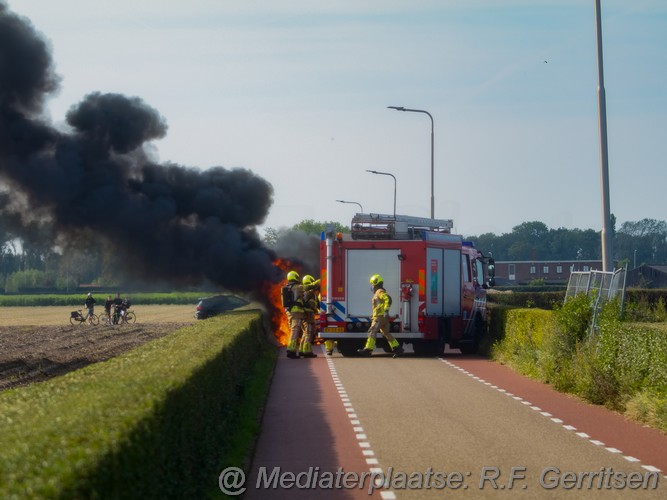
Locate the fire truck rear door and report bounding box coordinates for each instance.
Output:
[346,249,400,318]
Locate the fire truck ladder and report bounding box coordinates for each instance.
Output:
[350,213,454,240]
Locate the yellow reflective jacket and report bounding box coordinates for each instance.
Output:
[371,288,391,318]
[302,279,320,313]
[303,290,320,314]
[287,282,305,313]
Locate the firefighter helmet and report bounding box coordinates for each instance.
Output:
[303,275,315,285]
[370,274,384,286]
[287,270,300,282]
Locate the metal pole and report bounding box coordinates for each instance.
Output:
[366,170,396,217]
[595,0,612,272]
[335,199,363,213]
[387,106,435,218]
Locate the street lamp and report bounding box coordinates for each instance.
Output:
[366,170,396,217]
[594,0,612,271]
[388,105,435,219]
[335,199,363,213]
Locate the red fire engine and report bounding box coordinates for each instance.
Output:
[318,213,495,356]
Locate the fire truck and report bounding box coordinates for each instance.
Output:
[318,213,495,356]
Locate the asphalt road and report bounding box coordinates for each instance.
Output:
[242,345,666,499]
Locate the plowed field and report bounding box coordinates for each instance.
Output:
[0,305,196,391]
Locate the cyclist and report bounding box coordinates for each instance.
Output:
[121,296,132,321]
[104,295,113,323]
[84,293,96,324]
[112,293,123,324]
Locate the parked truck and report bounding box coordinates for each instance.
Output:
[318,213,495,356]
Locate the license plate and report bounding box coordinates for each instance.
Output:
[323,327,345,332]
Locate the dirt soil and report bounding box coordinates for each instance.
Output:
[0,321,190,392]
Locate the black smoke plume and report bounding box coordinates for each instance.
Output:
[0,3,285,293]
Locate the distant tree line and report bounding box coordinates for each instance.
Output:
[0,220,122,293]
[467,218,667,267]
[268,217,667,269]
[1,216,665,292]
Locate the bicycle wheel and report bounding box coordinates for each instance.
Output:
[70,316,79,326]
[90,314,100,326]
[125,311,136,324]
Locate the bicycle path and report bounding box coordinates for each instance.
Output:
[243,346,382,499]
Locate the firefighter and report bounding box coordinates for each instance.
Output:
[299,274,320,358]
[358,274,404,358]
[284,270,306,359]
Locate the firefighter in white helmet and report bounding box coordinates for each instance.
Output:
[299,274,320,358]
[358,274,404,358]
[284,270,305,359]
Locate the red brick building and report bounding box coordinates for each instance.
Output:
[494,260,603,285]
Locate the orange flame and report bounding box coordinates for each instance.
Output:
[262,280,290,346]
[261,258,296,346]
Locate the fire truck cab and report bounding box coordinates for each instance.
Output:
[318,213,495,357]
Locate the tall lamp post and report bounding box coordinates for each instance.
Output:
[335,199,363,213]
[594,0,612,272]
[388,106,435,219]
[366,170,396,217]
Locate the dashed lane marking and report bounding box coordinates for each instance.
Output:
[440,358,665,479]
[323,346,398,498]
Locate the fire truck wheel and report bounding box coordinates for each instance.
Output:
[459,342,478,355]
[460,315,484,355]
[337,339,366,357]
[413,340,442,357]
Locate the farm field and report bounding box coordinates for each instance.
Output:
[0,305,197,326]
[0,305,198,391]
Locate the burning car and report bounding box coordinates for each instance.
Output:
[194,295,250,320]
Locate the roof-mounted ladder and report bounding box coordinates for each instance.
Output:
[350,213,454,240]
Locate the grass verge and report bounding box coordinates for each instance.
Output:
[491,301,667,434]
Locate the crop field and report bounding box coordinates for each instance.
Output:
[0,305,199,391]
[0,304,197,326]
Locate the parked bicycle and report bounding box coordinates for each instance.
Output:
[98,311,112,325]
[70,309,99,326]
[102,308,137,325]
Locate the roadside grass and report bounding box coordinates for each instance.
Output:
[0,310,277,498]
[491,297,667,434]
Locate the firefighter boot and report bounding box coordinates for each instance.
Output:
[325,340,335,356]
[300,342,318,358]
[389,339,404,358]
[286,339,299,359]
[357,337,376,356]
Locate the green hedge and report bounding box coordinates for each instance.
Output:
[487,290,565,310]
[0,310,275,498]
[490,297,667,433]
[488,288,667,316]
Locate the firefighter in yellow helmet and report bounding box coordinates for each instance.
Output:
[299,274,321,358]
[283,270,305,359]
[358,274,404,358]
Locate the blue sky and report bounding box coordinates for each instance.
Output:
[10,0,666,237]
